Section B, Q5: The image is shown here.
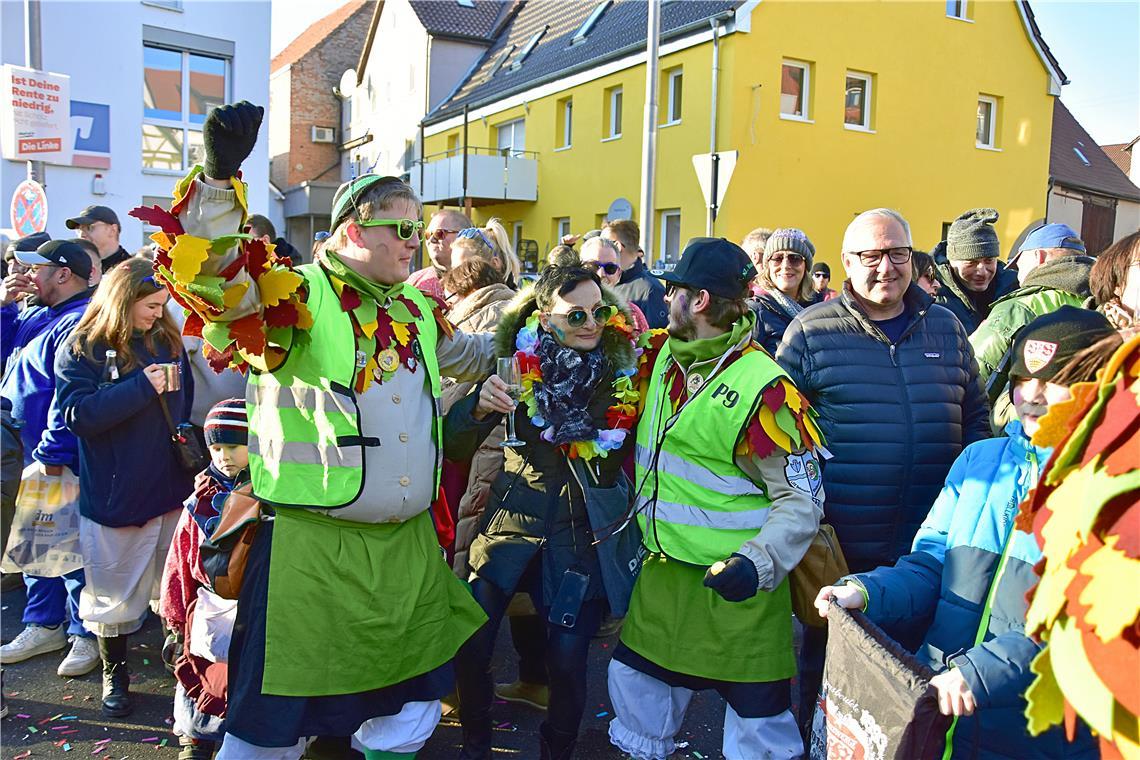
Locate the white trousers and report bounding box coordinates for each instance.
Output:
[79,511,180,638]
[607,659,804,760]
[215,700,441,760]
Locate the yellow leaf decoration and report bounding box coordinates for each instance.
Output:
[231,177,249,215]
[294,301,314,330]
[1024,648,1065,736]
[359,319,379,340]
[1077,534,1140,643]
[222,281,250,309]
[150,231,175,250]
[1026,537,1078,634]
[392,321,412,346]
[758,405,793,453]
[257,268,303,308]
[169,235,211,284]
[1048,617,1116,738]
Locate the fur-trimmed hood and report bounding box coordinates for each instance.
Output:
[493,282,638,369]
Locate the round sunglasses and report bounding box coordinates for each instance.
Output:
[549,304,615,329]
[584,261,621,276]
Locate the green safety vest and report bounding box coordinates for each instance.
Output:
[247,264,442,508]
[635,344,785,565]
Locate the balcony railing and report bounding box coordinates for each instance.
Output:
[411,146,538,206]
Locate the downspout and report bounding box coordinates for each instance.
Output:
[639,0,661,263]
[1045,176,1055,223]
[462,104,470,213]
[706,16,721,236]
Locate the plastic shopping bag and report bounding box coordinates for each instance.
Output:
[1,462,83,576]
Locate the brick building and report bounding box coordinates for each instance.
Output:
[269,0,374,252]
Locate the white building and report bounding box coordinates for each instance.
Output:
[1,0,270,249]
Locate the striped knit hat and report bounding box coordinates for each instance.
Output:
[204,398,248,447]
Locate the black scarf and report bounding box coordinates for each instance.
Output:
[534,330,607,446]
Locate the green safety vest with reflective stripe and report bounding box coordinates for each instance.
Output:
[247,263,442,508]
[635,344,785,565]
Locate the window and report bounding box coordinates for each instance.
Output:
[512,221,523,254]
[496,118,525,156]
[844,72,872,130]
[572,1,611,44]
[605,86,623,139]
[976,95,997,148]
[143,43,228,171]
[780,60,810,120]
[484,45,515,82]
[457,0,474,7]
[511,26,547,71]
[556,217,572,243]
[663,68,683,125]
[557,97,573,149]
[446,133,460,156]
[659,209,681,263]
[946,0,969,19]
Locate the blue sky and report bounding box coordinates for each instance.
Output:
[271,0,1139,145]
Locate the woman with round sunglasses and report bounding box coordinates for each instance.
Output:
[446,265,640,759]
[747,228,818,354]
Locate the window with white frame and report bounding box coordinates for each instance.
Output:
[844,72,872,130]
[780,60,810,119]
[660,209,681,263]
[976,95,997,148]
[558,97,573,148]
[557,217,571,241]
[946,0,968,19]
[663,68,683,125]
[606,86,623,139]
[496,118,526,156]
[143,43,228,171]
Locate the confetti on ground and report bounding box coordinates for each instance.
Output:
[64,743,73,752]
[692,753,704,759]
[596,711,608,718]
[63,694,74,700]
[142,659,150,666]
[141,736,159,742]
[94,739,112,746]
[28,725,38,733]
[61,729,79,734]
[159,739,169,747]
[62,715,78,720]
[14,751,32,759]
[163,717,174,725]
[677,741,690,748]
[15,713,31,718]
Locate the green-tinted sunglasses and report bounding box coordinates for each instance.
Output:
[356,218,426,240]
[551,304,615,329]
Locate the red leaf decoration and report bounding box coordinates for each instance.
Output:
[245,238,271,281]
[155,247,173,270]
[183,311,205,339]
[217,252,247,282]
[230,314,267,356]
[762,380,786,414]
[264,301,299,329]
[128,205,184,235]
[340,285,362,312]
[203,343,234,374]
[745,417,776,459]
[374,310,395,348]
[396,294,423,320]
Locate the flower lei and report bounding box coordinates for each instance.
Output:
[514,309,639,461]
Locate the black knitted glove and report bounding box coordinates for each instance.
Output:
[202,101,264,179]
[702,553,760,602]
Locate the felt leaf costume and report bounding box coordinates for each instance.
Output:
[1018,334,1140,759]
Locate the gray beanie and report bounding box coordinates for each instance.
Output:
[763,228,815,267]
[947,208,1001,261]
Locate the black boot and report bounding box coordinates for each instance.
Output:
[539,722,576,760]
[177,736,216,760]
[458,712,492,760]
[98,635,132,717]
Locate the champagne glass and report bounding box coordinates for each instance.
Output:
[497,356,525,448]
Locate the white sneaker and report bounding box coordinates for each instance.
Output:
[57,635,100,677]
[0,624,68,664]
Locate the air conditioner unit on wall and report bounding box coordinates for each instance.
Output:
[311,126,336,144]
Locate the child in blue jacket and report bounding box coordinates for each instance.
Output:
[815,306,1117,759]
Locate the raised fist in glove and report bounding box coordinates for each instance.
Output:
[203,100,264,180]
[702,553,759,602]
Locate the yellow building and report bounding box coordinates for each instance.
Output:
[416,0,1066,272]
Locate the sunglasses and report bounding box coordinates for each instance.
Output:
[812,272,829,278]
[768,253,806,266]
[426,228,461,242]
[549,304,615,329]
[356,218,426,240]
[584,260,621,276]
[456,227,494,249]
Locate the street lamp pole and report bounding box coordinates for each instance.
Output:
[638,0,660,265]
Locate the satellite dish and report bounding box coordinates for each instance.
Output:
[337,68,357,98]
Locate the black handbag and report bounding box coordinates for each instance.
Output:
[158,394,210,475]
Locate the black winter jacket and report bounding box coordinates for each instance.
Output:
[775,283,990,572]
[932,242,1019,334]
[748,290,809,355]
[612,260,668,329]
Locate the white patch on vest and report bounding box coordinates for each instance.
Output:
[1023,339,1058,374]
[686,372,704,395]
[924,352,940,359]
[784,452,822,497]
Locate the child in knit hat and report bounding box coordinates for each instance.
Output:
[159,398,249,760]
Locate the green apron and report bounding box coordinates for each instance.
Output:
[262,508,486,697]
[620,553,795,683]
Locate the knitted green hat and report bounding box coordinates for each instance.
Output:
[947,208,1001,261]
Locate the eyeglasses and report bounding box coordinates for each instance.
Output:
[584,260,621,276]
[426,228,460,243]
[812,272,829,278]
[852,247,913,267]
[549,304,615,329]
[355,218,426,240]
[768,253,806,266]
[456,227,494,249]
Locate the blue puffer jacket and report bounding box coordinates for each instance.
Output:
[776,283,990,572]
[0,290,92,469]
[848,422,1097,759]
[55,332,194,527]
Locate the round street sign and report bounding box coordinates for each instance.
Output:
[607,197,633,222]
[10,179,49,236]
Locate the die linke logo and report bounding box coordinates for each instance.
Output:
[1023,339,1059,373]
[18,137,62,153]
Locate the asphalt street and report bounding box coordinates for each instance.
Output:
[2,584,734,759]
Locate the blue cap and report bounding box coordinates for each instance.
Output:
[1017,223,1085,256]
[660,238,757,299]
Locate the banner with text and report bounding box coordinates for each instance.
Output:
[1,64,72,165]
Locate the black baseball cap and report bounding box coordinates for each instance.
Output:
[1010,306,1115,382]
[660,237,757,299]
[65,205,120,229]
[812,262,831,277]
[6,231,51,258]
[14,239,94,280]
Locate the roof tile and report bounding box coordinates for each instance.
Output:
[1051,100,1140,202]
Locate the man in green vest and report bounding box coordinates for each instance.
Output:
[607,238,826,760]
[137,102,494,760]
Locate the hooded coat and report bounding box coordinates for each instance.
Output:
[932,242,1019,334]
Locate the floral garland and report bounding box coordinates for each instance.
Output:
[514,309,639,461]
